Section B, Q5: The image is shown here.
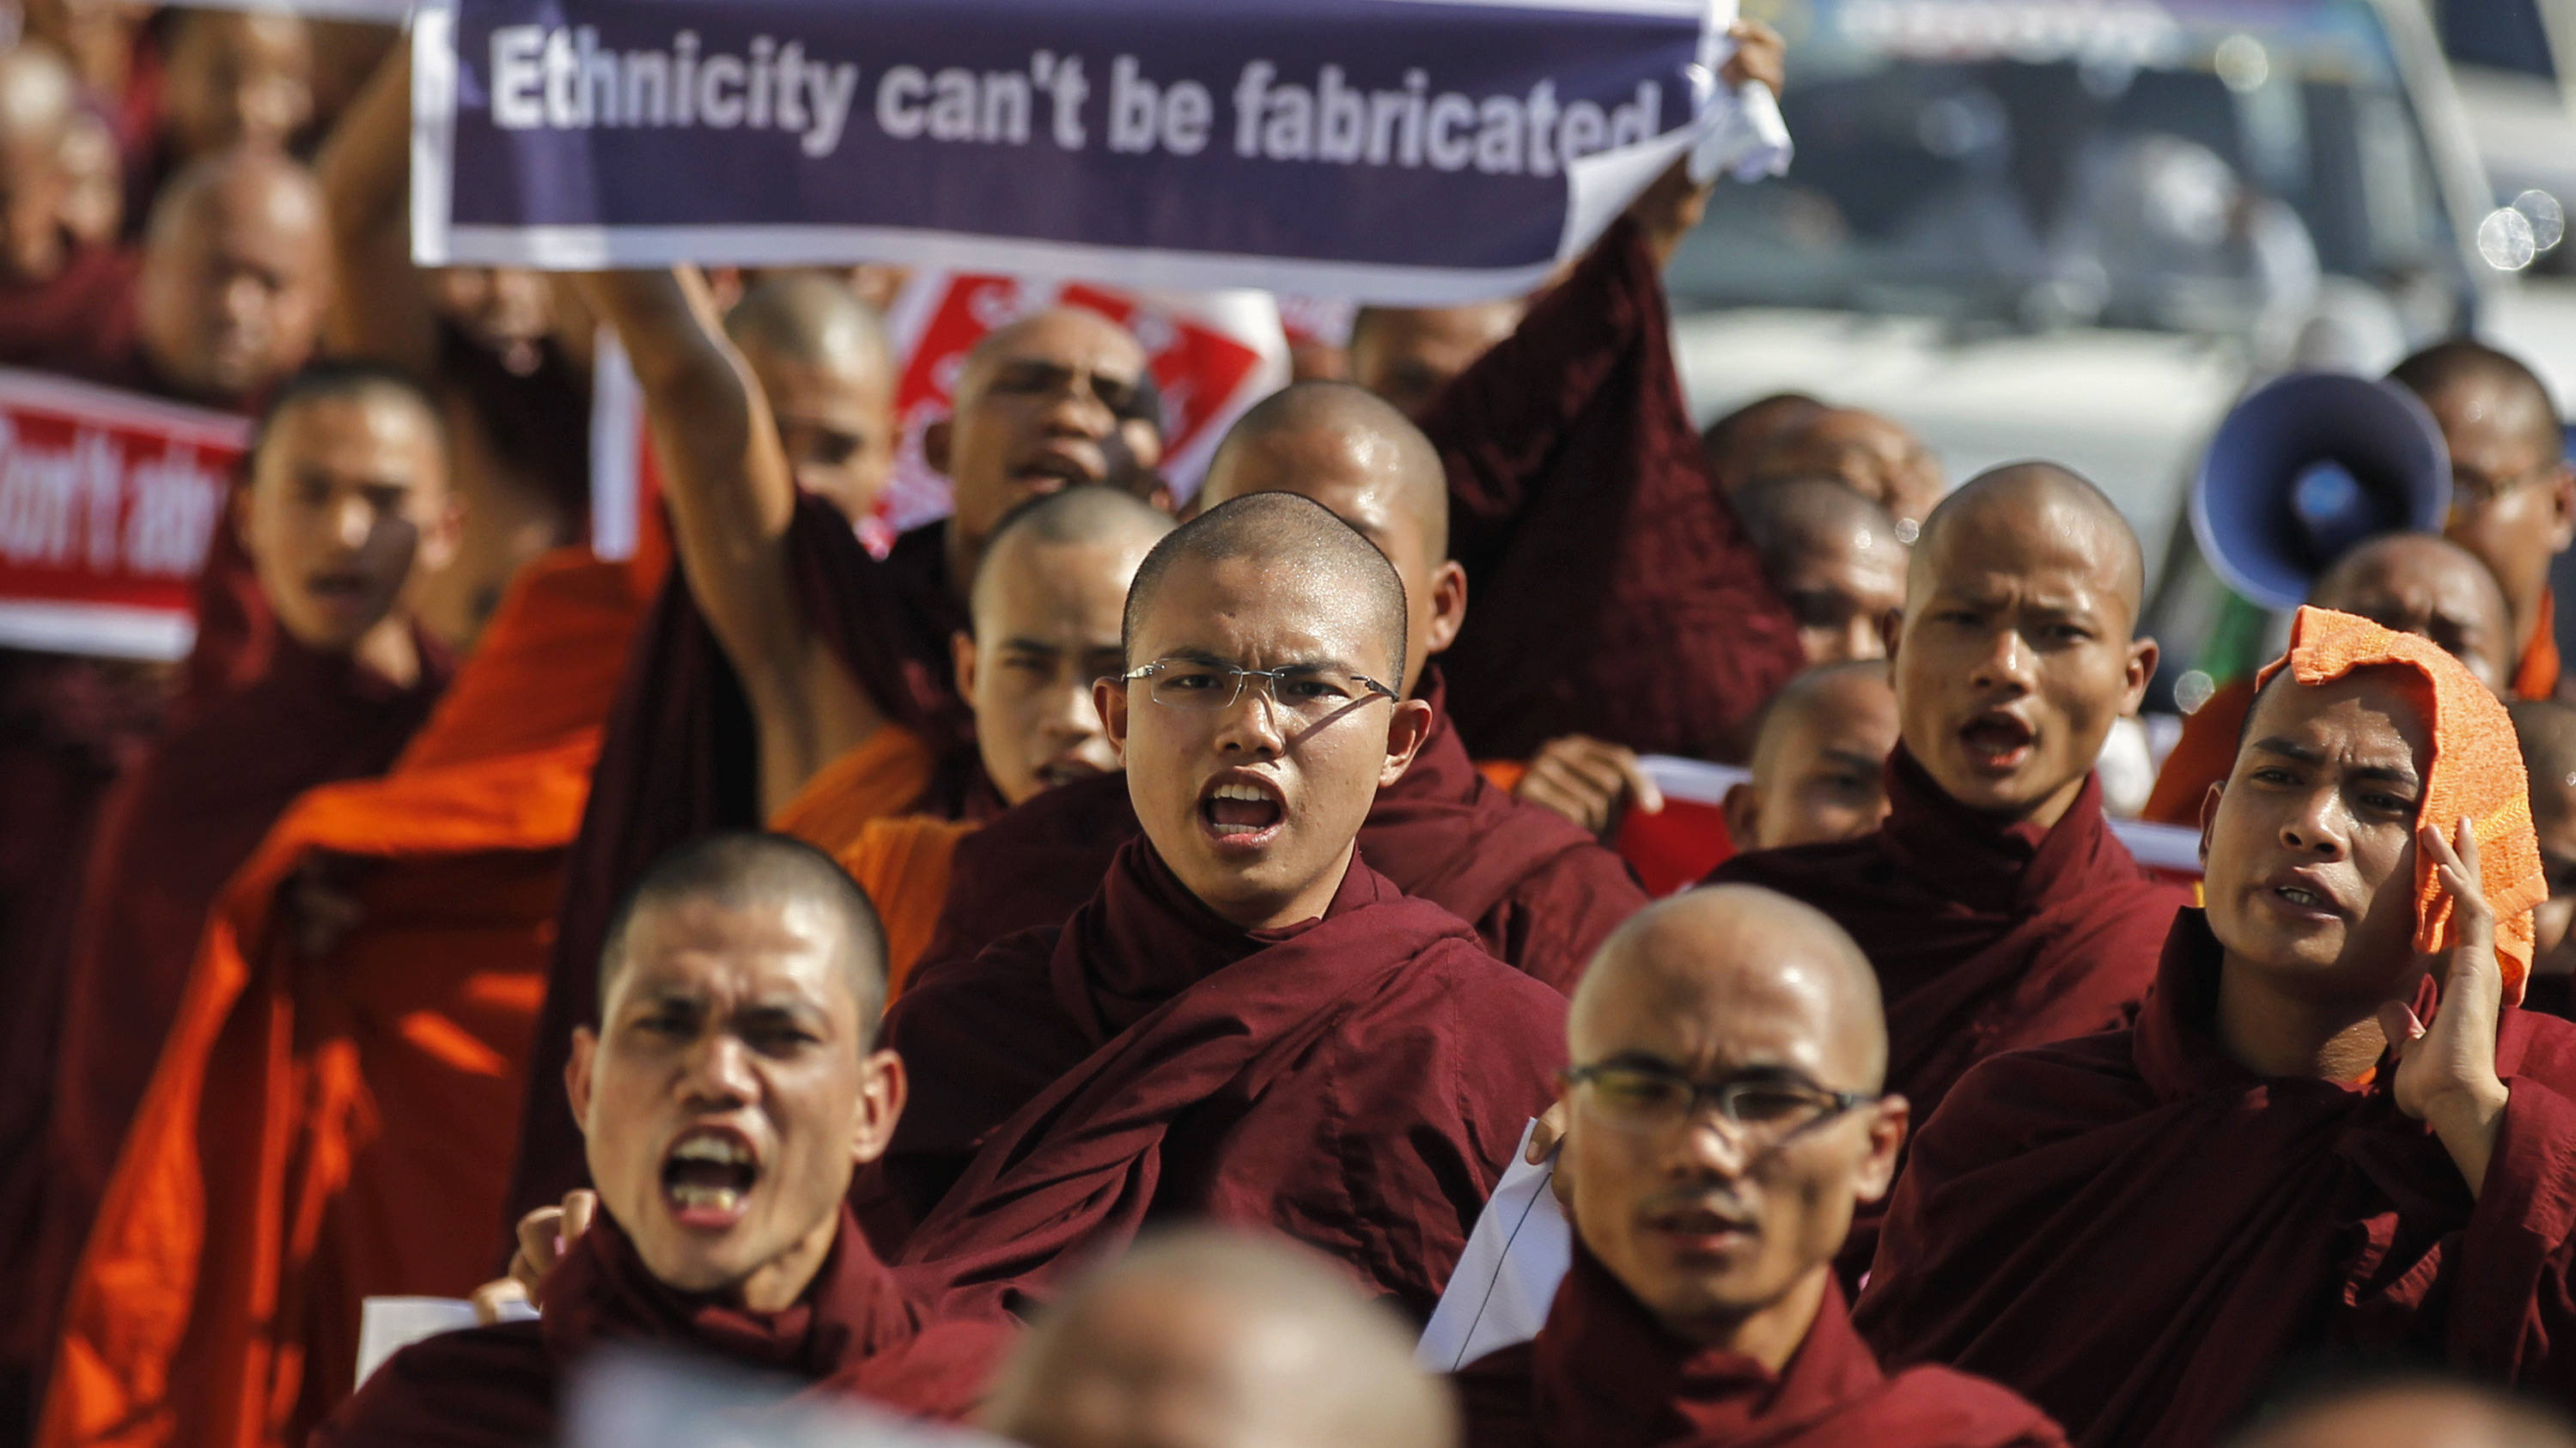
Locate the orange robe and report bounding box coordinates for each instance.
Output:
[37,547,654,1448]
[767,730,973,998]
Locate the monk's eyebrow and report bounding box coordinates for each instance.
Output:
[2250,737,2420,788]
[1000,636,1064,654]
[2250,738,2322,766]
[1818,748,1884,774]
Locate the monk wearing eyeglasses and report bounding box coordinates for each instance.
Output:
[1451,885,2062,1448]
[871,491,1568,1320]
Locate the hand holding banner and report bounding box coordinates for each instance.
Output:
[412,0,1739,301]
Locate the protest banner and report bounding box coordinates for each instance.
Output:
[411,0,1740,301]
[0,368,247,660]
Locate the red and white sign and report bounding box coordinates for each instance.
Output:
[878,271,1290,536]
[0,368,247,660]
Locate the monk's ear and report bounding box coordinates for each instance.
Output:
[2120,636,2159,716]
[2549,462,2576,552]
[1096,676,1130,755]
[230,479,258,563]
[1426,561,1469,657]
[416,484,466,576]
[1854,1095,1909,1205]
[1722,782,1760,851]
[565,1026,598,1132]
[1378,697,1436,787]
[850,1049,907,1166]
[1879,607,1904,665]
[951,630,977,703]
[923,418,953,478]
[2197,783,2225,865]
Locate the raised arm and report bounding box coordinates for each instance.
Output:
[314,40,440,374]
[571,268,886,816]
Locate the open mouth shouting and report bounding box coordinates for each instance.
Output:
[1032,755,1107,791]
[1957,709,2037,775]
[2256,868,2348,926]
[1010,442,1105,494]
[660,1125,760,1231]
[1197,770,1288,852]
[303,568,378,622]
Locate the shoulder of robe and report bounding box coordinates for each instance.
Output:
[1332,934,1570,1062]
[1903,1030,2151,1166]
[2505,1007,2576,1083]
[1705,836,1890,897]
[315,1321,554,1448]
[1876,1364,2073,1448]
[880,922,1063,1032]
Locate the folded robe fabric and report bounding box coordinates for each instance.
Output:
[880,839,1568,1323]
[2260,605,2549,1004]
[314,1205,1008,1445]
[505,502,992,1226]
[1854,910,2576,1448]
[1421,216,1804,763]
[912,671,1644,995]
[1454,1239,2064,1448]
[34,547,651,1448]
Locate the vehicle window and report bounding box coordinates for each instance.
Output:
[2434,0,2555,81]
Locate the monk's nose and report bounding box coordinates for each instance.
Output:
[678,1033,758,1104]
[332,493,372,551]
[1971,629,2031,690]
[1210,686,1287,757]
[2280,794,2349,857]
[1838,613,1884,664]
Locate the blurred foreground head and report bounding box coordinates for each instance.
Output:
[986,1227,1457,1448]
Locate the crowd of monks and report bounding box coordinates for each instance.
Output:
[7,10,2576,1448]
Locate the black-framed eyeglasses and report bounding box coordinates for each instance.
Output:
[1563,1062,1876,1142]
[1123,658,1398,721]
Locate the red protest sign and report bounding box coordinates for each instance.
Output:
[0,368,248,660]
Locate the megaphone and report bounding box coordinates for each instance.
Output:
[2190,371,2452,609]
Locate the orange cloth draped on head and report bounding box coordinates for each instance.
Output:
[2260,605,2550,1005]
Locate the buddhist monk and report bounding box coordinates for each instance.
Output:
[1711,464,2187,1281]
[1422,26,1804,764]
[988,1228,1457,1448]
[1349,299,1527,423]
[871,493,1569,1319]
[156,9,313,166]
[117,146,332,408]
[1744,406,1945,541]
[726,271,899,531]
[1454,887,2062,1448]
[313,833,1008,1445]
[918,381,1647,989]
[2142,532,2514,824]
[2391,340,2576,702]
[1723,661,1901,854]
[318,41,589,648]
[1735,475,1911,666]
[508,262,1166,1222]
[0,40,141,376]
[2513,699,2576,1017]
[1854,606,2576,1448]
[1702,392,1825,493]
[39,536,659,1448]
[2228,1375,2576,1448]
[22,361,458,1435]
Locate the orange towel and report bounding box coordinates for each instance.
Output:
[2261,605,2549,1005]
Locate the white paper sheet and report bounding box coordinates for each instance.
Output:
[356,1295,539,1386]
[1414,1119,1574,1372]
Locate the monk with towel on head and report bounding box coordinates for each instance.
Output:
[1855,606,2576,1448]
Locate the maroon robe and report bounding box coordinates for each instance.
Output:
[315,1204,1007,1446]
[1854,910,2576,1448]
[1456,1242,2063,1448]
[876,838,1568,1323]
[1422,216,1803,763]
[0,243,140,382]
[14,631,446,1393]
[502,504,990,1227]
[1713,750,2187,1281]
[914,670,1647,992]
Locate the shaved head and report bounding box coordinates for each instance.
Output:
[1738,475,1909,666]
[1914,463,2143,620]
[1704,392,1827,492]
[2391,338,2576,658]
[726,271,895,376]
[988,1228,1457,1448]
[1125,491,1410,687]
[1347,299,1526,422]
[596,831,889,1034]
[0,41,77,146]
[138,146,330,404]
[2231,1377,2576,1448]
[959,307,1154,418]
[161,7,313,161]
[727,272,901,526]
[1562,885,1904,1357]
[1744,660,1898,803]
[0,40,79,283]
[1748,406,1943,533]
[2391,340,2561,460]
[2311,532,2513,695]
[1574,885,1888,1092]
[2515,698,2576,979]
[973,484,1176,629]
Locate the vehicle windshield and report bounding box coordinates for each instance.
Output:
[1670,0,2470,339]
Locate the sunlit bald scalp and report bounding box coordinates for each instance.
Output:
[2514,699,2576,806]
[1738,475,1905,575]
[2229,1375,2576,1448]
[1573,885,1888,1092]
[249,357,449,480]
[1747,660,1894,782]
[0,41,77,149]
[1702,392,1827,488]
[2312,532,2512,660]
[1201,380,1451,559]
[146,144,325,252]
[597,832,890,1037]
[2391,338,2563,459]
[1912,462,2144,624]
[988,1227,1458,1448]
[723,271,894,378]
[1123,491,1412,684]
[957,306,1161,429]
[970,484,1175,626]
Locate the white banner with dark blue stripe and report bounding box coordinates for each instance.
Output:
[410,0,1742,301]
